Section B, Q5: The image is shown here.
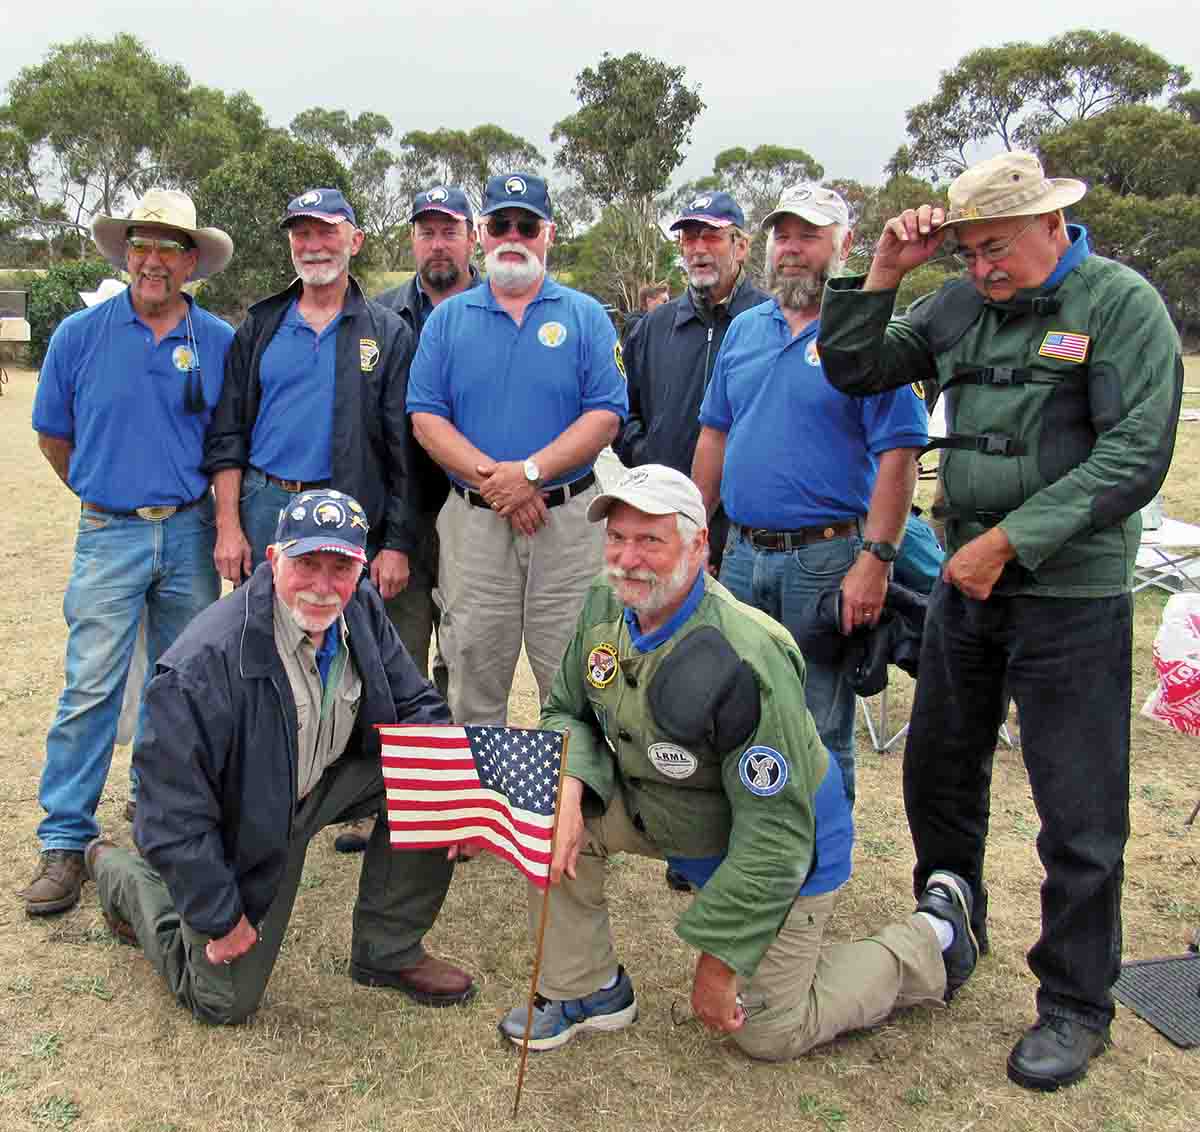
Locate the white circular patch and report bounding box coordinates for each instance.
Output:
[648,743,698,780]
[299,190,322,206]
[505,176,527,195]
[427,187,449,202]
[171,345,194,372]
[290,507,306,520]
[738,746,788,797]
[538,321,567,348]
[805,339,821,367]
[691,195,712,209]
[313,501,347,528]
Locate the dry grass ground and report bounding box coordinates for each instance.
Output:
[1,362,1198,1132]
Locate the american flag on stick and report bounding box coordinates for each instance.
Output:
[376,724,566,888]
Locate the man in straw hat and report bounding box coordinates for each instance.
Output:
[816,151,1184,1090]
[24,189,235,917]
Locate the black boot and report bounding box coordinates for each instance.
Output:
[1006,1016,1109,1091]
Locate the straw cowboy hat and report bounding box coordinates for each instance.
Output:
[940,152,1087,229]
[92,188,234,279]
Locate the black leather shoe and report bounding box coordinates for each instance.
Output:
[1006,1016,1109,1091]
[916,869,978,1001]
[665,866,692,893]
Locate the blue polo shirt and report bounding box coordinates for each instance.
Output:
[33,290,233,511]
[407,276,628,489]
[248,300,341,482]
[699,301,928,530]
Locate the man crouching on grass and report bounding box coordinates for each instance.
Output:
[499,465,977,1057]
[82,490,473,1024]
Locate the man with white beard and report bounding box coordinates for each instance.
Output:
[407,172,627,726]
[82,490,475,1022]
[692,185,927,806]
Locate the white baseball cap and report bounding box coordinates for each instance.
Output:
[586,465,707,528]
[761,183,850,230]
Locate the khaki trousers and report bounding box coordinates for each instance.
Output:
[528,789,946,1061]
[436,486,603,724]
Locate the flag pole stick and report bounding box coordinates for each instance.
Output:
[513,728,571,1119]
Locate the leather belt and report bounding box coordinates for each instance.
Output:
[82,493,208,522]
[455,470,596,511]
[262,471,331,493]
[738,518,861,551]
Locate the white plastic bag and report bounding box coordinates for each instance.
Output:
[1141,593,1200,735]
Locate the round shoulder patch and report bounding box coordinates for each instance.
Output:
[586,643,619,688]
[738,745,788,797]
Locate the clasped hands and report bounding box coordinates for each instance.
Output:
[476,460,548,536]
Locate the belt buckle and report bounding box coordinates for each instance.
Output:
[822,526,835,540]
[136,505,177,521]
[280,478,303,493]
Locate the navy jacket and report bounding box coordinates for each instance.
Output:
[133,563,449,939]
[202,277,424,554]
[615,276,771,472]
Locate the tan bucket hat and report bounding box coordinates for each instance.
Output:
[92,188,234,279]
[941,151,1086,229]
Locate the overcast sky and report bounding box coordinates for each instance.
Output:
[2,1,1196,191]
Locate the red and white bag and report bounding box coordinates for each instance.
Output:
[1142,593,1200,735]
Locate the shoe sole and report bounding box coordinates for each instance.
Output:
[23,890,82,916]
[1005,1042,1106,1092]
[350,968,477,1008]
[501,1000,639,1051]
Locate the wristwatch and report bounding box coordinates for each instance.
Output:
[862,539,899,563]
[523,457,543,487]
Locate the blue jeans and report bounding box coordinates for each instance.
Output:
[39,500,220,851]
[720,528,860,804]
[238,467,296,567]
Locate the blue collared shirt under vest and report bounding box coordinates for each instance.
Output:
[33,290,233,511]
[700,302,928,530]
[407,275,628,490]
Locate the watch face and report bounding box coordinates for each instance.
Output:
[524,459,540,482]
[867,540,898,562]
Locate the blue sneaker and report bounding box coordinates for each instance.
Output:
[498,966,638,1050]
[916,870,979,1001]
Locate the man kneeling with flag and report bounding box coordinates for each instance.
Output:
[499,465,977,1058]
[83,490,474,1024]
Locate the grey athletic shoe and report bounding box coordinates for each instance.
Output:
[498,966,638,1051]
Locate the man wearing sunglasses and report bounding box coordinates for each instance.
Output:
[817,151,1184,1090]
[24,189,235,917]
[408,172,627,728]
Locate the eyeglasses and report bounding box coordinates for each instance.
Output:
[127,236,192,260]
[951,218,1039,268]
[485,215,542,239]
[677,226,731,246]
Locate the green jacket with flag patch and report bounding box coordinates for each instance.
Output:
[540,573,827,978]
[817,253,1183,596]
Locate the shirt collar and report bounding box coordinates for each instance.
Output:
[624,569,706,653]
[272,593,348,656]
[472,272,560,310]
[1041,223,1091,291]
[120,287,195,337]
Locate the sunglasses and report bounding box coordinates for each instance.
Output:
[485,215,543,239]
[127,236,192,259]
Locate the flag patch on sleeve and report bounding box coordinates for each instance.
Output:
[1038,332,1090,363]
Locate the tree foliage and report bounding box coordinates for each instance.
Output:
[900,30,1190,180]
[192,135,353,318]
[26,257,113,365]
[567,203,682,314]
[395,125,543,210]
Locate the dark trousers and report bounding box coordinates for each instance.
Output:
[903,579,1130,1030]
[384,516,448,702]
[95,751,455,1024]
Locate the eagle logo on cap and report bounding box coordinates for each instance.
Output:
[298,191,322,206]
[690,195,712,209]
[314,502,346,528]
[791,187,812,201]
[505,176,527,195]
[427,187,449,202]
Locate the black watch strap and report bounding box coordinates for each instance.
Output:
[862,539,899,563]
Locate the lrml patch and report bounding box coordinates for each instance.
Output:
[738,745,788,797]
[586,643,619,688]
[172,344,194,372]
[804,339,821,367]
[538,321,567,348]
[614,341,626,379]
[648,742,698,780]
[1038,331,1090,363]
[360,338,380,372]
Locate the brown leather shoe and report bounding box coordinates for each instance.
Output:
[351,953,476,1007]
[19,850,85,915]
[333,815,374,854]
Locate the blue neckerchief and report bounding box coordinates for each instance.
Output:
[1042,224,1091,291]
[314,623,339,687]
[624,571,705,654]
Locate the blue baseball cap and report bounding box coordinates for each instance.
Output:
[480,172,552,220]
[669,191,745,231]
[280,188,357,229]
[410,185,473,224]
[274,489,369,564]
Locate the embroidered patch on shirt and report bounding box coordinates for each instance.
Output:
[1038,332,1090,363]
[613,341,626,378]
[911,381,925,400]
[738,745,788,797]
[359,338,380,372]
[538,321,567,348]
[648,742,699,779]
[586,643,618,688]
[804,339,821,367]
[172,344,194,372]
